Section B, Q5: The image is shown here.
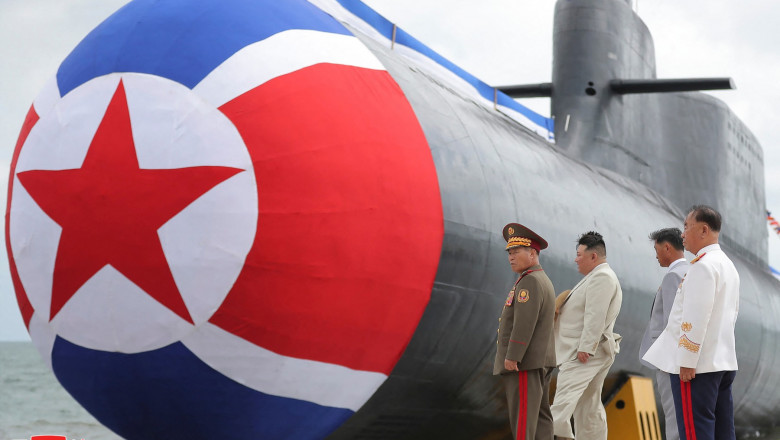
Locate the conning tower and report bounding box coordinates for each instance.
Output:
[502,0,766,265]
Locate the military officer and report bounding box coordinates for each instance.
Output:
[643,206,739,440]
[494,223,556,440]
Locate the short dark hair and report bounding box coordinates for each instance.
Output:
[688,205,722,232]
[649,228,684,251]
[577,231,606,257]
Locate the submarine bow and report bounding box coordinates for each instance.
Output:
[7,0,443,437]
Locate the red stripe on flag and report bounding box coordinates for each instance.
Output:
[210,64,443,374]
[6,104,40,328]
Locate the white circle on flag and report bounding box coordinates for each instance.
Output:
[9,73,258,353]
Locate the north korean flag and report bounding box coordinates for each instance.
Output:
[6,0,443,438]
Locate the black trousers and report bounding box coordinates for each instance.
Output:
[669,370,736,440]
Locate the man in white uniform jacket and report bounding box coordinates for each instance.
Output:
[643,205,739,440]
[551,231,622,440]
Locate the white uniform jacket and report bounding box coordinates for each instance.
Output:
[638,258,690,368]
[554,263,623,365]
[643,244,740,374]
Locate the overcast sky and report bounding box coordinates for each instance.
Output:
[1,0,779,340]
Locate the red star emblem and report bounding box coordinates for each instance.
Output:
[17,79,243,323]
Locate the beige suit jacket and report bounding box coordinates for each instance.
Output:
[554,263,622,365]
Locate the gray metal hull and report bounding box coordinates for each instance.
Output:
[328,1,780,438]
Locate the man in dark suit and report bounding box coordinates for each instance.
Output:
[640,228,690,440]
[494,223,556,440]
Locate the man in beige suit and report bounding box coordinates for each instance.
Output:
[551,231,622,440]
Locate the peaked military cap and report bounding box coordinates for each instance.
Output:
[502,223,548,252]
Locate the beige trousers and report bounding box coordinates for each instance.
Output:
[550,345,614,439]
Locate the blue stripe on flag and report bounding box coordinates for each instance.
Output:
[52,337,354,439]
[334,0,554,133]
[56,0,350,96]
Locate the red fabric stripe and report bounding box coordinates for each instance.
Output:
[686,381,698,440]
[210,64,443,373]
[680,380,697,440]
[681,380,690,440]
[6,104,39,328]
[518,370,527,440]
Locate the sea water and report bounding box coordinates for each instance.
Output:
[0,341,119,440]
[4,341,779,440]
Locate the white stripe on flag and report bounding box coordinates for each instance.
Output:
[193,29,386,108]
[307,0,553,139]
[32,75,62,118]
[181,323,387,412]
[28,310,57,371]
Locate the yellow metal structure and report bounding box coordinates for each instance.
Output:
[605,376,662,440]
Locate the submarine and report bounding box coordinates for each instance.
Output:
[5,0,778,438]
[321,0,779,438]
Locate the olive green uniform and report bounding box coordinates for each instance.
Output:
[494,265,556,440]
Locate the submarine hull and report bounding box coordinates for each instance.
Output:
[327,1,780,437]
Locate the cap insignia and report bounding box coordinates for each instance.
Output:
[506,237,531,248]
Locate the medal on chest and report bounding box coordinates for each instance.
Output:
[505,290,515,306]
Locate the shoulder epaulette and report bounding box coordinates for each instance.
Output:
[691,252,707,264]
